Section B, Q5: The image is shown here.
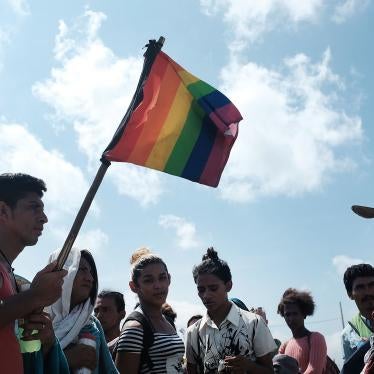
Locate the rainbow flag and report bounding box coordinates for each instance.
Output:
[103,41,242,187]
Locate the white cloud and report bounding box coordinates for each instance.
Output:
[200,0,323,49]
[0,122,93,220]
[217,49,362,202]
[332,255,370,275]
[332,0,370,24]
[325,331,343,368]
[7,0,30,17]
[168,299,204,335]
[48,227,108,257]
[0,28,10,70]
[159,214,201,250]
[75,228,109,254]
[32,9,163,206]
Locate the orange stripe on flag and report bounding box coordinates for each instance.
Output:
[127,55,181,165]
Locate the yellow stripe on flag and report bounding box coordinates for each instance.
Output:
[178,70,199,86]
[145,84,193,171]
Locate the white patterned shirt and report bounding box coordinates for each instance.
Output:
[186,303,276,373]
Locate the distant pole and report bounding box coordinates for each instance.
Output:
[339,301,345,329]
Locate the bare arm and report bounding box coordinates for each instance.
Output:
[0,289,40,328]
[0,262,66,329]
[116,351,141,374]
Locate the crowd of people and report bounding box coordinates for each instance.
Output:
[1,172,374,373]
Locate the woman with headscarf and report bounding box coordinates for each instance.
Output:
[46,248,118,373]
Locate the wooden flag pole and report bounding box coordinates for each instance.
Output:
[55,159,110,270]
[55,36,165,270]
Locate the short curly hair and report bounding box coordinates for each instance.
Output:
[343,263,374,294]
[277,288,315,317]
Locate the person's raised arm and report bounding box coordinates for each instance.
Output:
[0,261,66,329]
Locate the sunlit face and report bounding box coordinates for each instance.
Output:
[3,192,48,247]
[196,273,231,313]
[131,263,170,307]
[71,256,94,308]
[283,303,305,331]
[94,296,125,333]
[349,276,374,319]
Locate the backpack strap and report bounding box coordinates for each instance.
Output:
[124,311,155,371]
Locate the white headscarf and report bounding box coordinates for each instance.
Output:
[45,248,97,349]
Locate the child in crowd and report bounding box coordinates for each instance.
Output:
[277,288,327,374]
[115,248,185,373]
[186,247,276,373]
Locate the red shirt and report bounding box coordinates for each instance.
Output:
[0,262,23,374]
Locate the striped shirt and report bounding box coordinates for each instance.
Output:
[117,327,185,373]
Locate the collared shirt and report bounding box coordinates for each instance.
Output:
[342,315,373,361]
[186,303,276,373]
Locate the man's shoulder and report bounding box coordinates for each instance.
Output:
[239,309,263,325]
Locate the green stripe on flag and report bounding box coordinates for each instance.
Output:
[187,80,215,100]
[164,103,204,176]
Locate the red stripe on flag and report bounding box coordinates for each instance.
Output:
[127,55,182,165]
[105,53,169,162]
[199,123,238,187]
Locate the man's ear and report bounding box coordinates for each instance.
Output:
[120,310,126,320]
[129,280,138,294]
[0,201,11,222]
[168,273,171,285]
[225,280,233,293]
[348,291,354,300]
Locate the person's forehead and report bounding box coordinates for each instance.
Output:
[17,192,44,206]
[141,263,167,276]
[283,303,300,312]
[96,296,116,308]
[352,276,374,287]
[196,273,223,286]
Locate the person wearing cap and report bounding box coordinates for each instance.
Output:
[342,263,374,362]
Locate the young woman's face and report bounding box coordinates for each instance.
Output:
[71,256,94,308]
[283,303,305,331]
[134,263,170,306]
[196,273,230,313]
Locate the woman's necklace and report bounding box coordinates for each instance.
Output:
[0,248,19,293]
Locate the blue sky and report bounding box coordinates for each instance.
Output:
[1,0,373,366]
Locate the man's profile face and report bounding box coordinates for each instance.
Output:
[94,296,125,332]
[349,276,374,319]
[3,192,48,247]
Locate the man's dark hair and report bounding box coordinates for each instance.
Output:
[98,290,125,312]
[0,173,46,208]
[343,263,374,294]
[277,288,315,317]
[192,247,231,283]
[162,303,177,328]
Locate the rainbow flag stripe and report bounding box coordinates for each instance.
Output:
[104,51,242,187]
